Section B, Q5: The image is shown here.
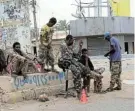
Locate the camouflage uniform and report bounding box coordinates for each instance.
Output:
[93,68,105,93]
[7,50,30,76]
[38,45,54,67]
[60,41,101,94]
[109,61,122,90]
[38,25,54,68]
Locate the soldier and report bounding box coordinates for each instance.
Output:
[7,42,35,79]
[39,17,57,72]
[59,35,103,99]
[104,32,122,92]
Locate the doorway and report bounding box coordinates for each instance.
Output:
[124,42,129,54]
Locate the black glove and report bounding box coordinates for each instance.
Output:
[104,53,109,57]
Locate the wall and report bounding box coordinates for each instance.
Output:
[128,42,133,54]
[0,72,74,103]
[87,36,110,56]
[52,31,67,39]
[116,35,125,54]
[124,35,134,42]
[0,72,73,92]
[18,26,32,52]
[13,72,66,90]
[0,0,32,53]
[74,37,87,49]
[70,17,134,37]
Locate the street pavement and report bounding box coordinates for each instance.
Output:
[1,86,134,111]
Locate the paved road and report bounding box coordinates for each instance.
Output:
[2,84,134,111]
[2,96,134,111]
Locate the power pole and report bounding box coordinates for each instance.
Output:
[31,0,38,55]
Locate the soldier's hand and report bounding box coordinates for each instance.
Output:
[79,40,83,47]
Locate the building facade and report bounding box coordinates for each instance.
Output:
[70,17,134,56]
[0,0,32,53]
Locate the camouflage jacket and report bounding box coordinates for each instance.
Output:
[7,49,32,63]
[60,41,81,63]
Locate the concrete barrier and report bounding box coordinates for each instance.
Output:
[0,72,74,103]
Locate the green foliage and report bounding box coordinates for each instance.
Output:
[55,20,70,31]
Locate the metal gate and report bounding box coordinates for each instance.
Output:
[87,37,109,56]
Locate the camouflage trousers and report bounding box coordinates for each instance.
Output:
[38,46,54,68]
[69,62,83,94]
[83,67,105,93]
[109,61,122,89]
[11,56,28,76]
[69,61,103,94]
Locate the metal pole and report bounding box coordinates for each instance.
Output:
[98,0,99,17]
[88,7,90,17]
[32,0,38,55]
[79,0,82,18]
[107,0,112,16]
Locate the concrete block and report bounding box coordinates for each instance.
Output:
[0,76,13,92]
[0,72,73,93]
[12,72,72,91]
[1,79,74,103]
[0,71,74,103]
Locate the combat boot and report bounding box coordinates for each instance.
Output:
[77,92,81,100]
[113,87,121,90]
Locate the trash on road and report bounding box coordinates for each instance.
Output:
[38,94,49,102]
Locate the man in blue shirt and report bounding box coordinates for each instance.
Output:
[104,32,122,92]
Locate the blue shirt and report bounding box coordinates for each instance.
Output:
[110,37,121,61]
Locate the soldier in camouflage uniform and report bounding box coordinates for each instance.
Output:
[38,17,57,72]
[60,35,103,99]
[104,32,122,92]
[7,42,35,79]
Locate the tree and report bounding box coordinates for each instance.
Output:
[55,20,70,32]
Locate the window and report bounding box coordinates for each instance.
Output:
[102,7,108,16]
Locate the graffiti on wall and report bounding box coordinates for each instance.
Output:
[0,0,31,51]
[0,26,31,49]
[0,28,7,41]
[13,72,65,89]
[0,0,30,27]
[0,27,17,46]
[22,29,29,39]
[4,5,22,20]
